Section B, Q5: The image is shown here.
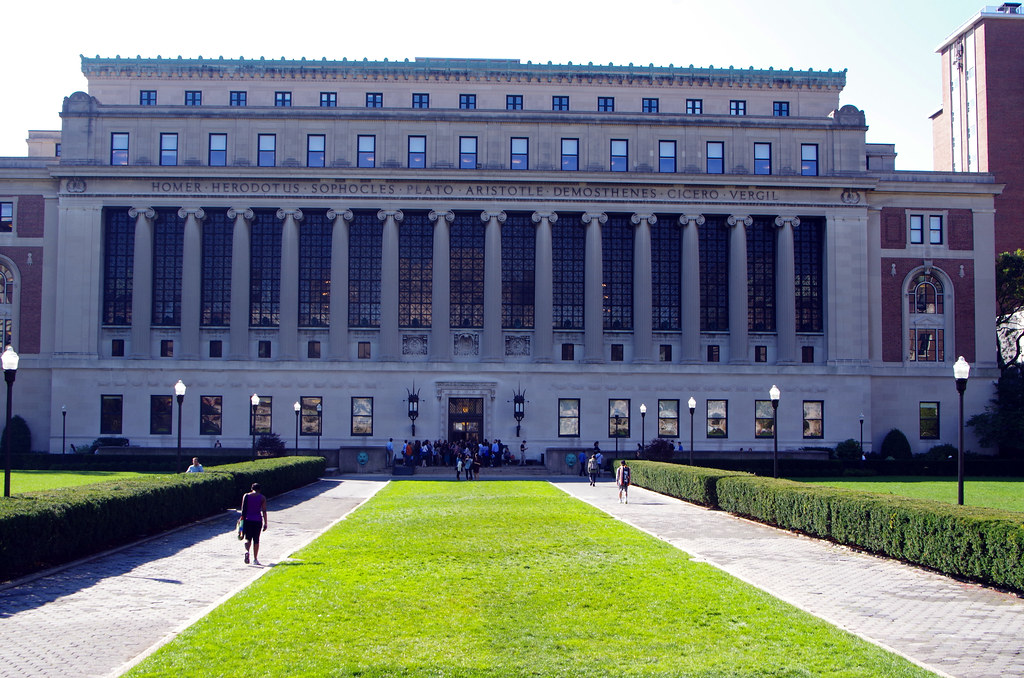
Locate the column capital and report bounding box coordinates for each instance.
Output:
[480,210,506,224]
[581,212,607,225]
[128,207,154,220]
[377,209,404,223]
[678,214,705,228]
[531,211,558,224]
[226,207,254,221]
[631,213,657,226]
[326,208,354,222]
[276,208,304,222]
[177,207,206,221]
[429,209,455,224]
[774,215,801,229]
[727,214,752,228]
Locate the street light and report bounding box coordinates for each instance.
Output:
[250,393,260,458]
[2,346,18,497]
[639,403,647,457]
[513,387,526,437]
[316,402,322,452]
[954,356,971,506]
[769,384,781,479]
[859,412,865,458]
[407,385,419,437]
[688,397,696,466]
[174,380,186,471]
[61,405,67,455]
[294,400,301,452]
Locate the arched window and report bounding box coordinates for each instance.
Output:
[908,274,943,315]
[906,272,946,362]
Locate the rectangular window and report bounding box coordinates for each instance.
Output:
[150,395,172,435]
[659,140,676,173]
[300,396,322,436]
[307,134,325,168]
[307,340,321,359]
[510,137,528,170]
[184,90,201,106]
[561,138,579,171]
[642,97,659,113]
[802,346,815,363]
[801,144,818,176]
[274,91,291,107]
[139,90,156,106]
[730,100,746,116]
[659,344,672,362]
[351,397,373,436]
[258,340,272,358]
[159,133,178,166]
[610,344,624,361]
[706,141,724,174]
[229,91,246,107]
[209,133,227,166]
[610,139,628,172]
[920,402,940,439]
[773,101,790,116]
[558,398,580,437]
[408,136,426,168]
[707,345,720,362]
[929,216,944,244]
[357,135,375,168]
[209,340,222,358]
[658,399,680,437]
[366,92,383,108]
[200,395,222,435]
[412,93,429,109]
[909,329,944,362]
[55,143,61,157]
[111,339,125,357]
[258,134,276,167]
[707,400,728,438]
[252,396,271,435]
[755,345,767,362]
[609,398,630,438]
[552,95,569,111]
[100,395,123,435]
[0,202,12,233]
[803,401,824,439]
[561,343,575,361]
[111,132,129,165]
[686,98,703,115]
[755,400,775,438]
[358,341,371,359]
[598,96,615,112]
[160,339,174,357]
[910,215,923,244]
[754,143,772,175]
[320,92,337,107]
[459,94,476,109]
[506,94,523,110]
[459,137,477,169]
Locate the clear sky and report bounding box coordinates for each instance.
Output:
[0,0,981,170]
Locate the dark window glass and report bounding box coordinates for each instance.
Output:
[357,135,375,168]
[412,93,429,109]
[707,345,720,362]
[151,395,172,434]
[561,344,575,361]
[111,133,129,165]
[185,91,201,106]
[450,212,484,328]
[755,345,767,362]
[699,216,729,331]
[348,210,381,328]
[706,141,724,174]
[308,341,321,359]
[209,341,222,358]
[801,144,818,176]
[152,208,185,327]
[399,212,432,328]
[0,203,12,233]
[506,95,523,110]
[603,214,633,331]
[502,213,535,329]
[510,137,528,170]
[258,341,272,359]
[659,345,673,362]
[358,341,371,359]
[610,139,628,172]
[320,92,337,107]
[553,213,585,329]
[459,137,477,169]
[252,396,271,434]
[802,346,815,363]
[598,97,614,112]
[159,133,177,166]
[300,396,322,435]
[920,402,940,439]
[773,101,790,117]
[275,91,291,107]
[754,143,771,175]
[209,133,227,166]
[201,395,222,435]
[101,395,123,434]
[160,340,173,357]
[103,207,134,326]
[55,143,61,157]
[408,136,426,168]
[139,90,156,106]
[230,91,246,107]
[561,138,578,171]
[652,216,681,331]
[258,134,275,167]
[307,135,325,168]
[552,95,569,111]
[459,94,476,109]
[201,209,232,326]
[250,210,281,327]
[111,339,125,357]
[686,99,703,115]
[794,218,824,332]
[747,217,776,332]
[730,100,746,115]
[299,211,332,328]
[659,141,676,173]
[366,92,382,108]
[642,98,659,113]
[611,344,624,361]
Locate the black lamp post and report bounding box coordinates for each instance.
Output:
[688,397,696,466]
[613,414,621,456]
[293,401,301,451]
[407,385,419,437]
[954,356,971,506]
[513,387,526,437]
[859,412,865,458]
[2,346,18,498]
[174,380,186,470]
[770,385,780,479]
[639,403,647,457]
[61,405,67,455]
[316,402,322,451]
[250,393,260,458]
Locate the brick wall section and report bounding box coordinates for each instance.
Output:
[881,257,975,363]
[0,247,43,354]
[881,208,906,249]
[15,196,44,238]
[947,209,974,250]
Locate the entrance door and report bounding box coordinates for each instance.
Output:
[448,397,484,443]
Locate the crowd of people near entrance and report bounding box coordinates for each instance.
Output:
[385,437,530,479]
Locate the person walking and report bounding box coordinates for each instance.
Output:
[616,459,632,504]
[577,450,587,477]
[240,482,268,566]
[185,457,204,473]
[519,440,527,466]
[386,438,394,468]
[587,453,600,486]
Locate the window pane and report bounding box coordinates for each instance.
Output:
[707,400,727,438]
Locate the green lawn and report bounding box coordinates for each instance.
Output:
[127,482,933,678]
[792,476,1024,513]
[8,470,160,494]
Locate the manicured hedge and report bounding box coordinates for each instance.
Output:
[628,460,751,507]
[0,456,326,581]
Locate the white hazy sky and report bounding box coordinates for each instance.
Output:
[0,0,982,170]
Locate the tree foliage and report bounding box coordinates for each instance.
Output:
[996,250,1024,369]
[880,428,912,460]
[0,415,31,455]
[967,364,1024,458]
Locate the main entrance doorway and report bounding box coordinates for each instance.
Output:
[448,397,484,442]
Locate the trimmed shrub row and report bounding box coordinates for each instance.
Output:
[630,461,1024,593]
[0,456,326,582]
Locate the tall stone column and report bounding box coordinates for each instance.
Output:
[128,207,154,358]
[377,210,403,361]
[481,210,506,362]
[429,209,454,361]
[327,209,353,360]
[631,213,655,363]
[531,212,557,363]
[775,216,799,364]
[178,207,205,360]
[679,214,704,363]
[728,214,751,364]
[582,212,607,363]
[276,209,303,360]
[227,208,253,360]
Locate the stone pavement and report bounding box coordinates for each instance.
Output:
[553,478,1024,678]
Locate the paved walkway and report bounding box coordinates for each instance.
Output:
[0,475,1021,677]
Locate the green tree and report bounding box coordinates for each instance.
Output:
[0,415,32,455]
[880,428,912,460]
[996,249,1024,369]
[968,364,1024,458]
